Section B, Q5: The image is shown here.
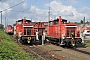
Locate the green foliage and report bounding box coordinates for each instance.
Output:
[84,40,90,48]
[0,30,39,60]
[13,24,16,26]
[80,20,83,24]
[73,20,90,25]
[73,22,81,25]
[0,24,4,29]
[0,30,11,41]
[85,43,90,48]
[86,21,90,25]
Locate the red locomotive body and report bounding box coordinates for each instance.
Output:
[34,22,45,40]
[5,25,14,35]
[16,18,35,44]
[46,16,82,47]
[34,22,45,35]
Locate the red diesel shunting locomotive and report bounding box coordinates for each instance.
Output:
[15,18,46,44]
[46,16,82,47]
[16,18,35,44]
[5,25,14,35]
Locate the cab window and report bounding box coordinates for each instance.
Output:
[54,20,58,24]
[87,31,90,33]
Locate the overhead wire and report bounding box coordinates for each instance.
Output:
[9,0,38,12]
[0,1,24,25]
[1,1,24,12]
[32,0,37,5]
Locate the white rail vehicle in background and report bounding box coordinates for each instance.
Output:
[83,30,90,39]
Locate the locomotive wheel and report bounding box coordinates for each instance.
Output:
[29,39,35,45]
[65,42,69,47]
[19,39,22,43]
[21,40,25,44]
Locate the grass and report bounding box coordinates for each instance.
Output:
[79,40,90,48]
[0,29,40,60]
[84,40,90,48]
[85,43,90,48]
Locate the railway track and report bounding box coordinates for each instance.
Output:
[35,45,64,60]
[50,42,90,56]
[16,41,63,60]
[10,35,63,60]
[39,44,90,60]
[70,48,90,55]
[11,35,90,60]
[16,41,44,59]
[30,45,62,60]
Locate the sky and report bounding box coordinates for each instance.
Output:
[0,0,90,26]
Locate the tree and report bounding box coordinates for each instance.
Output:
[0,24,4,29]
[80,20,83,24]
[86,21,89,24]
[13,24,16,26]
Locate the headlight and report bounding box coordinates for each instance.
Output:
[28,37,31,41]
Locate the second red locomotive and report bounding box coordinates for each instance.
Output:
[46,16,82,47]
